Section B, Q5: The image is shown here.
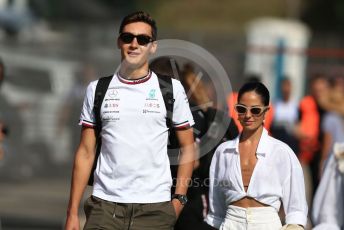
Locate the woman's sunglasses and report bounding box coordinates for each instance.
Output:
[119,32,154,46]
[234,104,269,116]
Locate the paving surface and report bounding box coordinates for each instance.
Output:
[0,175,91,230]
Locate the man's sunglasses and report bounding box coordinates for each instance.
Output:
[119,32,154,46]
[234,104,269,116]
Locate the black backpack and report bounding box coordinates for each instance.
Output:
[88,74,176,186]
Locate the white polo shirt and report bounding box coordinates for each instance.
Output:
[79,71,194,203]
[206,128,308,228]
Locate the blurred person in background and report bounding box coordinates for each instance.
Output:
[0,56,28,179]
[311,75,344,230]
[150,58,239,230]
[317,76,344,117]
[57,63,97,156]
[178,63,239,184]
[178,63,238,230]
[0,57,5,163]
[271,77,299,153]
[312,143,344,230]
[0,57,3,87]
[0,57,7,164]
[0,57,3,230]
[0,121,8,161]
[317,76,344,176]
[65,11,195,230]
[294,74,329,206]
[206,81,307,230]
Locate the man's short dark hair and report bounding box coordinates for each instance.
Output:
[119,11,157,40]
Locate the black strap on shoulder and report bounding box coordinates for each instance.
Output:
[88,75,113,186]
[157,74,174,129]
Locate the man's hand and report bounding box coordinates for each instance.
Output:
[171,199,184,219]
[65,213,80,230]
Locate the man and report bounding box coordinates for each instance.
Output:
[295,74,328,204]
[150,58,238,230]
[271,77,299,153]
[65,11,195,230]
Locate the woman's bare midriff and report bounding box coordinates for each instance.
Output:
[230,196,269,208]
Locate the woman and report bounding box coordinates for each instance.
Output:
[206,82,308,230]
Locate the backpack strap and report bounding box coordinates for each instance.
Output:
[88,75,113,186]
[157,74,174,129]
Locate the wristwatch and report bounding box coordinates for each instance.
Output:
[172,194,188,205]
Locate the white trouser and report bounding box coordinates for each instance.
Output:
[220,205,282,230]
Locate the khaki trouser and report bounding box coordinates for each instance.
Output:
[84,196,177,230]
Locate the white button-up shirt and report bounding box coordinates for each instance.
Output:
[206,128,308,228]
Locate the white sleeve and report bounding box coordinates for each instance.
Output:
[205,147,227,228]
[313,223,341,230]
[79,80,97,128]
[312,154,343,229]
[282,147,308,227]
[171,79,194,130]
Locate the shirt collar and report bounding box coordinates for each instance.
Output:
[117,70,152,85]
[224,128,271,158]
[256,128,271,158]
